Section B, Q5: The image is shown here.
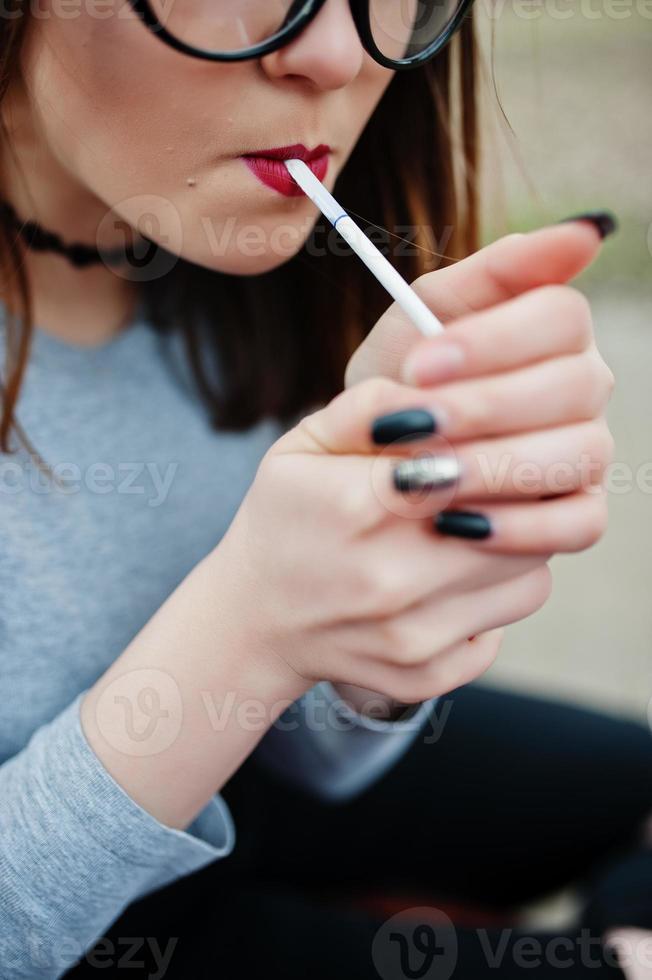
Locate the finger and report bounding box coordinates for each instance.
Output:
[382,628,506,704]
[275,375,422,456]
[380,564,552,666]
[401,284,599,388]
[418,219,609,321]
[283,378,613,499]
[452,421,613,499]
[328,628,505,704]
[425,350,614,443]
[433,486,608,555]
[351,514,550,615]
[375,420,613,517]
[340,560,550,672]
[345,220,608,388]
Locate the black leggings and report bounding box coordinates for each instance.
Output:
[66,685,652,979]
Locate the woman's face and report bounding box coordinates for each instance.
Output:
[16,0,395,275]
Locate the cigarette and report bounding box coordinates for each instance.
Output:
[284,158,444,339]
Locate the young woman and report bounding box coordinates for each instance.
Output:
[0,1,650,977]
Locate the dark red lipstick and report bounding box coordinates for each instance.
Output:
[241,144,331,197]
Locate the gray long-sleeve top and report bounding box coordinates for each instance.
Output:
[0,307,435,979]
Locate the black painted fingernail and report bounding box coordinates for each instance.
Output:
[434,510,492,540]
[559,210,618,239]
[372,408,437,445]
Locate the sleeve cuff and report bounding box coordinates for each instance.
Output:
[318,680,435,733]
[63,690,235,871]
[253,681,436,802]
[0,691,235,978]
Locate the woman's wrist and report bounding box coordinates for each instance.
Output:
[81,553,310,830]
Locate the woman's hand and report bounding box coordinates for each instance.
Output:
[214,343,612,704]
[387,281,614,542]
[83,369,558,833]
[81,264,614,829]
[334,217,614,713]
[344,218,610,388]
[80,220,615,834]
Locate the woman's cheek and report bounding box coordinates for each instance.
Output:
[18,12,395,273]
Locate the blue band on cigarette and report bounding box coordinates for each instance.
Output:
[333,213,348,228]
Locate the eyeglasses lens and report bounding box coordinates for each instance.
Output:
[146,0,462,61]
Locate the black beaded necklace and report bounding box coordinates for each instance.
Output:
[0,199,157,269]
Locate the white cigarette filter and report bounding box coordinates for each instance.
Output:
[284,158,444,339]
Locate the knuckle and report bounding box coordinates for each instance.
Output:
[581,495,609,548]
[473,643,500,677]
[578,421,614,482]
[456,385,496,434]
[482,629,505,664]
[525,564,554,612]
[371,615,409,659]
[589,349,616,393]
[420,648,483,699]
[353,375,403,422]
[533,510,561,549]
[376,569,413,615]
[542,495,608,553]
[592,421,616,468]
[429,661,465,697]
[371,610,437,665]
[540,285,593,346]
[601,361,616,399]
[395,639,436,668]
[586,353,616,407]
[412,270,430,289]
[356,565,411,620]
[475,638,501,673]
[449,643,498,689]
[422,659,454,697]
[412,269,438,301]
[505,565,553,622]
[556,284,592,326]
[343,348,363,389]
[337,478,384,532]
[350,563,386,614]
[256,450,296,498]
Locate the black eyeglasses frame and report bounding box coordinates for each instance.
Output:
[126,0,475,70]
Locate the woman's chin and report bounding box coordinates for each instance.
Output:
[179,243,306,276]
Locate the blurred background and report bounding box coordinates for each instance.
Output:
[473,0,652,729]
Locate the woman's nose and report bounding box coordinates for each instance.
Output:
[260,0,366,90]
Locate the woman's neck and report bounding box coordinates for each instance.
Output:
[18,250,139,348]
[1,79,139,347]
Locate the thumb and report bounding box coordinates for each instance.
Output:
[345,217,611,388]
[272,375,429,458]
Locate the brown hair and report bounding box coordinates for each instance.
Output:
[0,9,479,454]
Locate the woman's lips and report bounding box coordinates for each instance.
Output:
[241,144,331,197]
